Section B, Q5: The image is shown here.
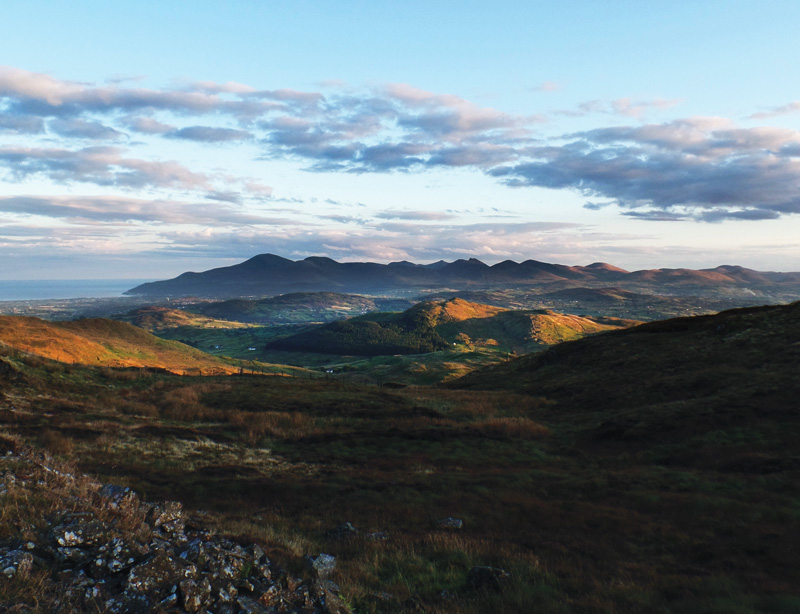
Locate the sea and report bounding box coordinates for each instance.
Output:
[0,279,152,301]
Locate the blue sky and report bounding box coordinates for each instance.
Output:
[2,0,800,280]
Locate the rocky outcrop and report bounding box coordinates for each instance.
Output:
[0,449,351,613]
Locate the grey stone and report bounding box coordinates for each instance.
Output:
[180,576,211,612]
[52,520,113,548]
[305,553,336,579]
[437,516,463,529]
[237,594,273,614]
[126,551,197,596]
[1,550,34,579]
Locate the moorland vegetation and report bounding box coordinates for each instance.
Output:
[1,295,799,612]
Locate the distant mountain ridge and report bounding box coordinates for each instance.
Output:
[126,253,800,298]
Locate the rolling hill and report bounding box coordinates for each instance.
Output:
[0,315,245,375]
[266,297,635,356]
[450,300,800,459]
[194,292,415,324]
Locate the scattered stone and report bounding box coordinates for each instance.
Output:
[0,450,353,614]
[126,551,198,596]
[180,576,212,612]
[1,549,33,579]
[51,519,112,548]
[147,500,185,536]
[305,553,337,579]
[99,483,140,511]
[237,594,272,613]
[466,565,512,592]
[437,517,463,529]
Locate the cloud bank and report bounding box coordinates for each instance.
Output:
[2,66,799,224]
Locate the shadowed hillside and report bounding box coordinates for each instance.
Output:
[451,301,800,461]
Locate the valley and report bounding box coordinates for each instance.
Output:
[1,256,799,612]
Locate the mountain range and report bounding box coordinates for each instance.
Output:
[126,254,800,298]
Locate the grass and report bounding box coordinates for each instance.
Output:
[1,303,800,612]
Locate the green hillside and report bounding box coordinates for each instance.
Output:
[267,298,635,356]
[196,292,414,324]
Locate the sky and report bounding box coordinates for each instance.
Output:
[2,0,800,280]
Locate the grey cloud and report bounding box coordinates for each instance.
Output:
[0,195,294,226]
[4,66,800,224]
[49,118,125,140]
[375,210,456,221]
[167,126,252,142]
[247,88,325,108]
[125,116,175,134]
[490,120,800,221]
[0,146,213,190]
[0,114,44,134]
[0,66,276,119]
[205,191,242,204]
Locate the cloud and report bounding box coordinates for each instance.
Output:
[0,114,44,134]
[167,126,252,142]
[748,101,800,120]
[375,210,457,221]
[0,195,293,226]
[489,118,800,221]
[3,65,800,226]
[0,146,213,190]
[0,65,276,119]
[125,116,175,134]
[530,81,561,92]
[556,98,682,119]
[49,118,125,140]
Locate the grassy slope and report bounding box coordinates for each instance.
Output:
[0,315,245,375]
[267,298,635,357]
[123,305,255,331]
[196,292,415,324]
[4,304,799,612]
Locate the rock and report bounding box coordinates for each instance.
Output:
[466,565,512,592]
[305,553,336,579]
[0,452,354,614]
[250,543,268,564]
[146,500,185,536]
[56,546,91,566]
[1,549,33,579]
[51,520,113,548]
[126,551,197,596]
[237,594,272,614]
[437,517,463,529]
[180,576,212,612]
[98,483,140,511]
[314,579,352,614]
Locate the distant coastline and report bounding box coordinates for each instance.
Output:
[0,279,152,301]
